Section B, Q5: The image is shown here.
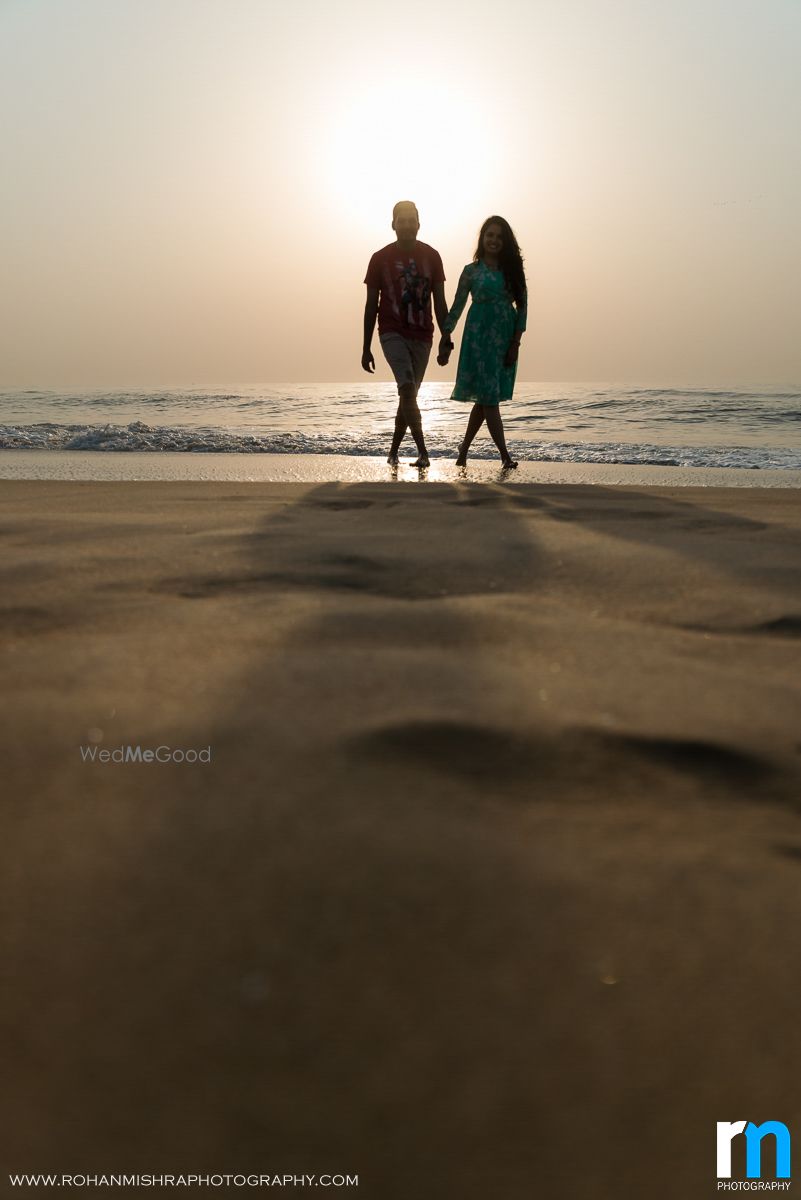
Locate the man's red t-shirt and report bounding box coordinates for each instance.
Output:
[364,241,445,344]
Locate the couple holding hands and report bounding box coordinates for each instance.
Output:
[362,200,527,470]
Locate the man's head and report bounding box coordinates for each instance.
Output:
[392,201,420,244]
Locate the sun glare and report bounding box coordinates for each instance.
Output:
[315,77,506,236]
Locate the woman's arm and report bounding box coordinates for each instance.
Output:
[505,289,527,367]
[513,288,528,337]
[443,266,472,335]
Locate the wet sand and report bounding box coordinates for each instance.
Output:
[2,478,801,1198]
[2,447,801,487]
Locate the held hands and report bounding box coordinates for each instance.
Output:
[361,349,375,374]
[437,335,454,367]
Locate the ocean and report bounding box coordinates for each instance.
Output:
[1,383,800,471]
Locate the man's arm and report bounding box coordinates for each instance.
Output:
[432,280,453,365]
[362,286,379,373]
[432,280,449,336]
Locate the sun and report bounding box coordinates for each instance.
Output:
[312,75,506,237]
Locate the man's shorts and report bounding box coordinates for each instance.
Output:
[379,333,431,393]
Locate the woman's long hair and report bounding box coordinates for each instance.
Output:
[473,216,526,307]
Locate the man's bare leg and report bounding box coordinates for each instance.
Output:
[387,402,407,465]
[399,383,429,467]
[484,405,517,468]
[455,404,485,466]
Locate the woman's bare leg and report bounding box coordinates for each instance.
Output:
[483,405,517,467]
[456,404,485,465]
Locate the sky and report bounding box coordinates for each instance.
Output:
[1,0,800,387]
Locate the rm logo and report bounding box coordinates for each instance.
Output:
[717,1121,791,1180]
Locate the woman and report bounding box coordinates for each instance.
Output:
[440,216,527,469]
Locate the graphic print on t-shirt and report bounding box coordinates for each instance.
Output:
[396,258,431,329]
[365,241,444,342]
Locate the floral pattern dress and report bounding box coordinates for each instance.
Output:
[443,261,527,406]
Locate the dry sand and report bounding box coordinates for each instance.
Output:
[2,478,801,1198]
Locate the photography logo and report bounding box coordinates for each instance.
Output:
[717,1121,791,1191]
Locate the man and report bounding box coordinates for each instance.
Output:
[362,201,452,467]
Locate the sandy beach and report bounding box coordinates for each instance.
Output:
[3,475,801,1198]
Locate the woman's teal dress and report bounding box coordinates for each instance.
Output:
[444,262,527,406]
